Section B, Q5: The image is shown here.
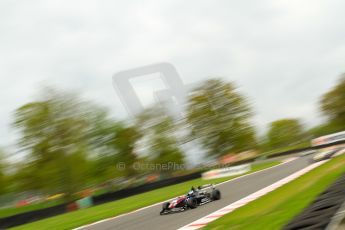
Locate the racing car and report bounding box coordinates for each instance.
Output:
[160,184,221,215]
[312,148,342,162]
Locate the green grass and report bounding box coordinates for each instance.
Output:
[204,153,345,230]
[261,141,310,157]
[0,200,63,218]
[10,161,279,230]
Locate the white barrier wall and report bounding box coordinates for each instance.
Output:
[202,164,251,180]
[312,130,345,146]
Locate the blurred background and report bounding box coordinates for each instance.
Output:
[0,0,345,224]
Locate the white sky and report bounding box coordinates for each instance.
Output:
[1,0,345,159]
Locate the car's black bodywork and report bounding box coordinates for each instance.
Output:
[160,184,221,215]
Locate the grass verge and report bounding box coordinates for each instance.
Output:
[10,161,280,230]
[261,141,310,157]
[204,154,345,230]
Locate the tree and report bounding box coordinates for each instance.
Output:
[186,79,256,157]
[10,161,44,193]
[266,119,305,149]
[0,150,7,195]
[13,88,98,198]
[308,122,344,138]
[91,119,142,179]
[136,105,185,175]
[320,75,345,129]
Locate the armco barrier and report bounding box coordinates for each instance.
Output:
[0,203,67,229]
[282,172,345,230]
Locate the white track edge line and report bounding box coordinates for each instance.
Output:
[178,160,328,230]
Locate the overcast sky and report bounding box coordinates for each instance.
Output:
[1,0,345,157]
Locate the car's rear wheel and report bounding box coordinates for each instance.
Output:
[160,202,170,215]
[187,198,198,209]
[211,189,221,200]
[163,202,170,209]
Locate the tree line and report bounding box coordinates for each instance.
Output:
[0,75,344,200]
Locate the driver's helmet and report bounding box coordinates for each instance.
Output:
[188,186,196,196]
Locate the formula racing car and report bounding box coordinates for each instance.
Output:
[312,147,343,162]
[160,184,221,215]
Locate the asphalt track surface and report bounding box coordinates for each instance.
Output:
[81,156,313,230]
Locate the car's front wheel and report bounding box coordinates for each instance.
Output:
[211,189,221,200]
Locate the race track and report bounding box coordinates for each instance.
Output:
[80,156,313,230]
